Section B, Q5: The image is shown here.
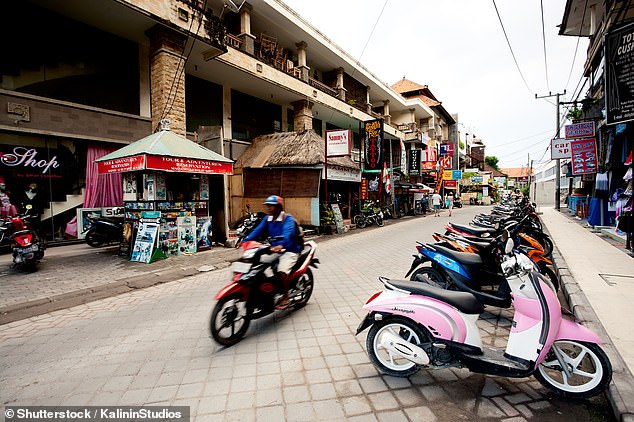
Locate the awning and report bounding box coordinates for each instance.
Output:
[95,129,233,175]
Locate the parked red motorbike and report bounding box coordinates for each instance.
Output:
[210,237,319,346]
[0,211,46,271]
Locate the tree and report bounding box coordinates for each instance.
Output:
[485,156,500,170]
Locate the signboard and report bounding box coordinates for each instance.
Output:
[442,170,453,180]
[440,144,454,156]
[145,155,233,175]
[364,119,383,170]
[177,216,197,254]
[606,22,634,124]
[131,221,159,263]
[551,138,572,159]
[408,149,422,176]
[494,176,507,184]
[360,179,368,200]
[98,155,146,174]
[324,165,361,182]
[451,170,463,180]
[471,175,484,183]
[421,161,436,171]
[444,180,457,189]
[440,155,452,170]
[325,129,352,157]
[570,138,598,175]
[564,122,595,139]
[422,149,437,162]
[330,204,345,234]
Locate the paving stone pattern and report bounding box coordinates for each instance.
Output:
[0,208,613,421]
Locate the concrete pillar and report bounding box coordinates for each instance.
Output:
[383,100,391,126]
[296,41,310,82]
[238,3,255,55]
[336,67,346,101]
[291,99,314,131]
[147,25,188,135]
[366,86,372,114]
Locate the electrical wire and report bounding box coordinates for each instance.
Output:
[540,0,550,92]
[157,0,209,130]
[492,0,533,95]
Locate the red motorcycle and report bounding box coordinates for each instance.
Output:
[210,238,319,346]
[0,212,46,271]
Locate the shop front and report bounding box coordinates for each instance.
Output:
[95,127,233,262]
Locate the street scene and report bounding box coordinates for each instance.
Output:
[1,0,634,422]
[0,206,622,421]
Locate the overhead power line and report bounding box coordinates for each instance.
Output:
[539,0,550,92]
[492,0,533,94]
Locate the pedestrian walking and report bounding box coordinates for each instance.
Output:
[431,191,442,217]
[446,193,454,217]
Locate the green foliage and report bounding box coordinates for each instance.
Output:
[521,185,530,197]
[320,205,335,225]
[567,106,583,120]
[462,172,478,179]
[485,156,500,170]
[459,141,465,150]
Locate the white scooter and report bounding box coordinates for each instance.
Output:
[356,233,612,399]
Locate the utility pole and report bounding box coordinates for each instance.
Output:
[535,90,565,211]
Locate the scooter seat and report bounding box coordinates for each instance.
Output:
[431,244,484,266]
[450,223,496,236]
[386,279,484,314]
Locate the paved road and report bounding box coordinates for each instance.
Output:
[0,206,613,421]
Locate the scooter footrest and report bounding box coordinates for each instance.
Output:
[461,347,531,377]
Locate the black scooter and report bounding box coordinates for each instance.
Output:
[84,216,123,247]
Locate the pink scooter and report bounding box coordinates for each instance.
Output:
[356,236,612,399]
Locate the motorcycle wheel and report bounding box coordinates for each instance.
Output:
[210,294,251,347]
[534,340,612,399]
[292,269,314,310]
[366,316,429,377]
[353,215,366,229]
[410,267,452,290]
[540,236,554,258]
[376,216,384,227]
[85,232,105,247]
[537,262,560,292]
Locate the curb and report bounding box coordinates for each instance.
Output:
[550,240,634,422]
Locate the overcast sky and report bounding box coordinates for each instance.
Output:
[281,0,588,169]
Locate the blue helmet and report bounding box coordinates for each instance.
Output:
[263,195,284,207]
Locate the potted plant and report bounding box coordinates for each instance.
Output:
[320,206,337,234]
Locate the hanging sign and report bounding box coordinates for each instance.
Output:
[364,120,383,170]
[98,155,146,174]
[564,122,595,139]
[606,22,634,124]
[444,180,457,188]
[360,179,368,200]
[408,149,421,176]
[551,138,572,159]
[440,144,454,157]
[325,129,352,157]
[570,138,598,175]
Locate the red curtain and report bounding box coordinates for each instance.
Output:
[83,144,123,208]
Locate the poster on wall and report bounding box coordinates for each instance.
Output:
[199,175,209,200]
[131,222,159,263]
[177,216,197,254]
[364,119,383,170]
[123,173,137,201]
[155,173,166,200]
[159,220,179,256]
[143,173,155,201]
[570,138,598,175]
[76,208,102,239]
[197,216,213,250]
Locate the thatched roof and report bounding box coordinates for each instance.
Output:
[236,130,359,170]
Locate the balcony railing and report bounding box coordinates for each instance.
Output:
[309,77,337,97]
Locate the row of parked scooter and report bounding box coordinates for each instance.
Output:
[356,197,613,399]
[0,211,46,272]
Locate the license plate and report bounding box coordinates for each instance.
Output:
[22,244,38,253]
[232,261,251,274]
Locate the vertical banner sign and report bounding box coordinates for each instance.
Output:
[360,179,369,200]
[408,149,421,176]
[570,138,598,175]
[400,140,407,171]
[364,119,383,170]
[606,22,634,124]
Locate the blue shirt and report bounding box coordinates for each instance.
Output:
[244,212,302,253]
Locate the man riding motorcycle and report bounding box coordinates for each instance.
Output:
[244,195,302,309]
